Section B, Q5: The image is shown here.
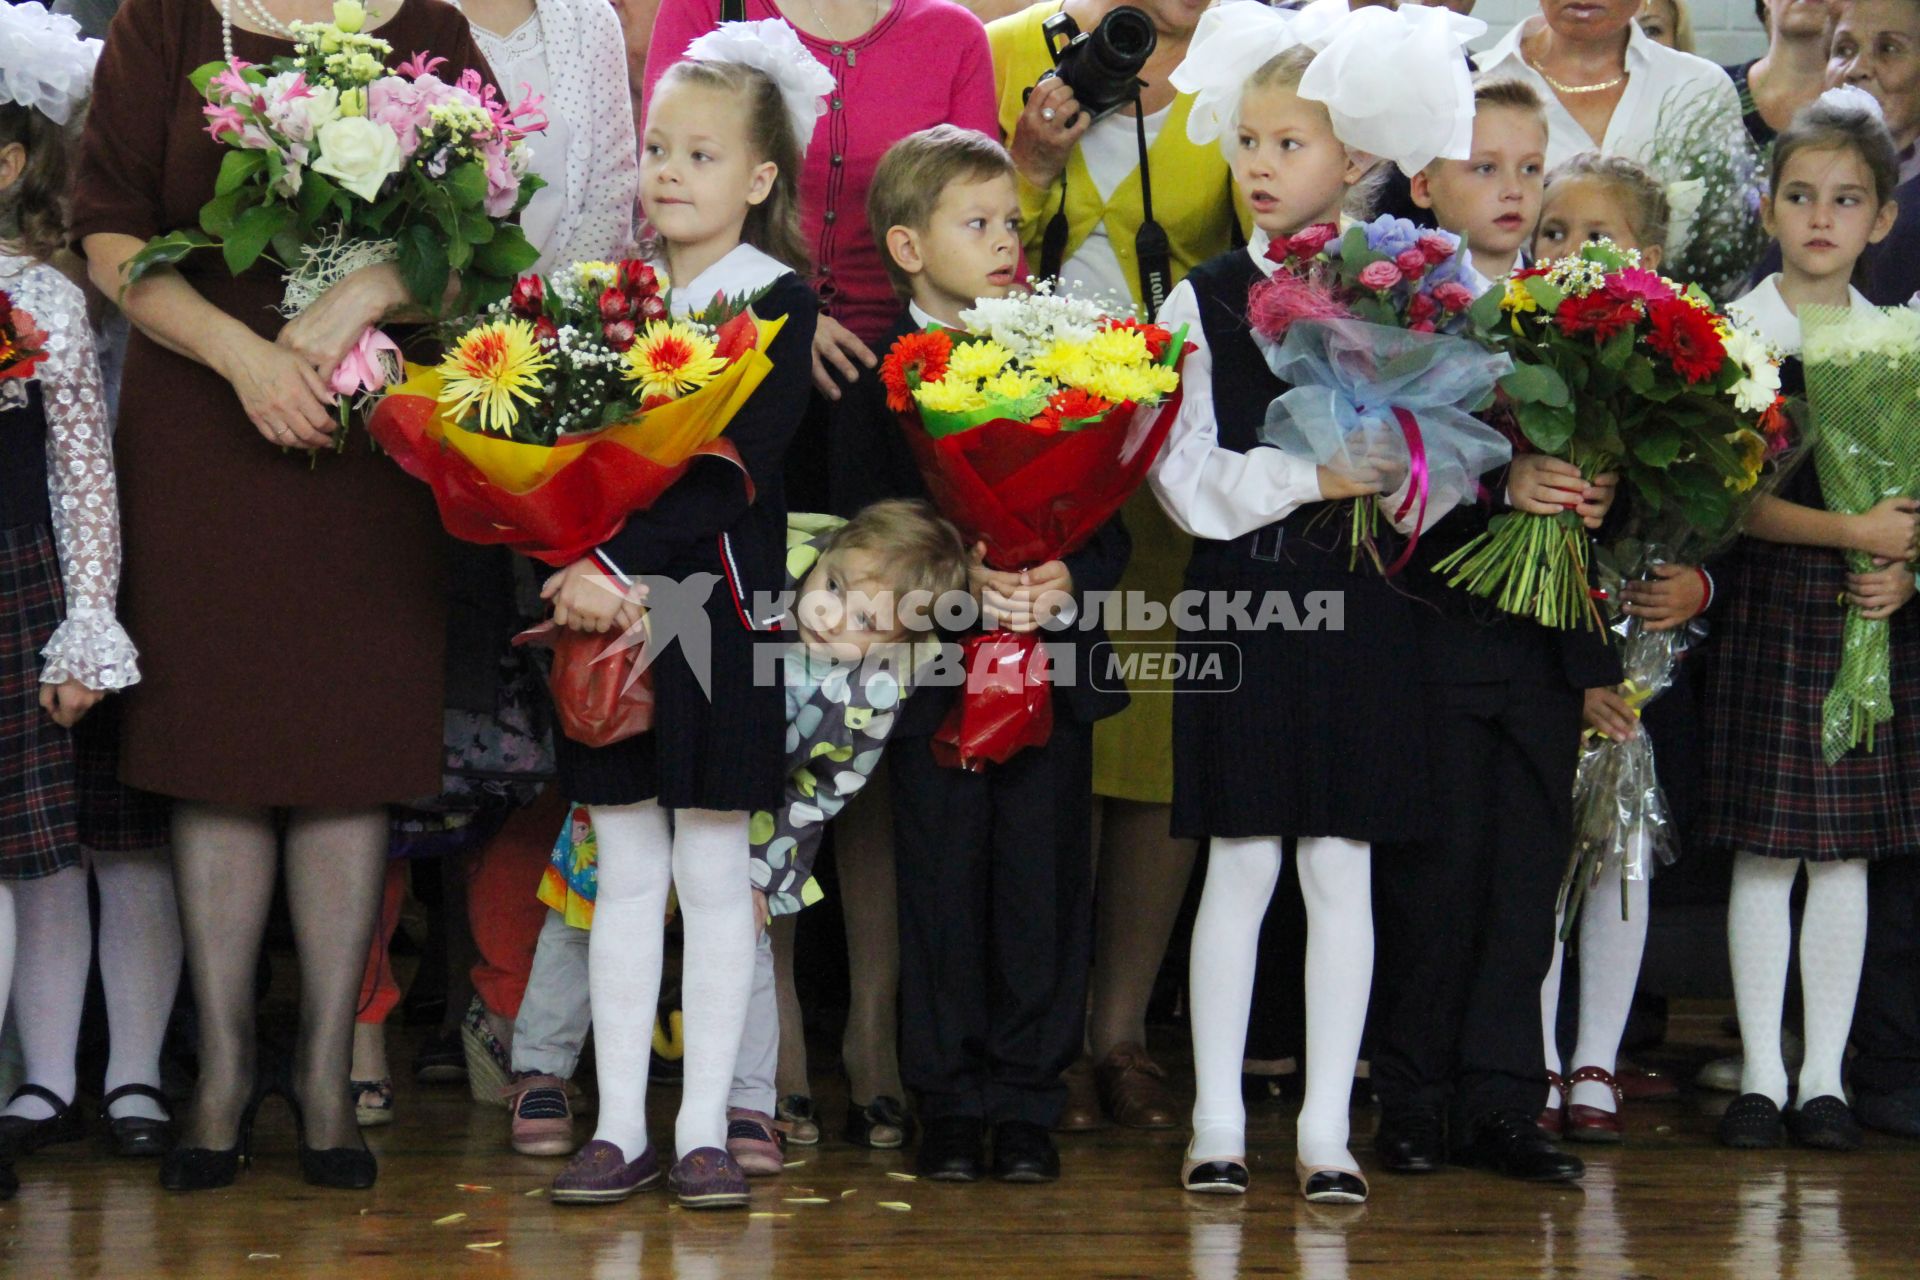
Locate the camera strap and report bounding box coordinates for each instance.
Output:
[721,0,745,21]
[1037,92,1173,318]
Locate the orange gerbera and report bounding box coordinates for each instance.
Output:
[880,330,953,412]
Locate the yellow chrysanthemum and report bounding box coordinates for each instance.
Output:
[915,377,989,415]
[981,370,1044,403]
[574,260,619,291]
[623,320,729,403]
[1084,327,1154,367]
[1723,428,1766,493]
[947,339,1013,384]
[1503,277,1538,314]
[1078,361,1180,406]
[1028,339,1090,383]
[436,319,553,435]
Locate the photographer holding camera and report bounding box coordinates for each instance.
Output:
[987,0,1240,1138]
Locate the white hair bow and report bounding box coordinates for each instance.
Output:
[1816,84,1886,124]
[682,19,837,157]
[0,1,101,126]
[1171,0,1484,176]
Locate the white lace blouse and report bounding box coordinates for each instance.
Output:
[455,0,640,272]
[2,255,138,690]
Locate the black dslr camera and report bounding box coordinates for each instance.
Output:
[1033,6,1157,125]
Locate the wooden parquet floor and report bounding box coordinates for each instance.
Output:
[3,1020,1917,1279]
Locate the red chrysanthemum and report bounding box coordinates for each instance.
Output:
[1554,292,1640,343]
[1645,297,1726,383]
[879,330,953,412]
[1100,316,1173,361]
[1033,386,1115,434]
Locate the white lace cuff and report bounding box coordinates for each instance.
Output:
[41,608,140,690]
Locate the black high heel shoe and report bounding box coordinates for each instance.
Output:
[288,1091,377,1190]
[159,1089,264,1192]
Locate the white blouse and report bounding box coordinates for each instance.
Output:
[455,0,639,272]
[1149,229,1324,542]
[1728,274,1874,357]
[1060,104,1170,309]
[2,255,138,690]
[1478,18,1743,172]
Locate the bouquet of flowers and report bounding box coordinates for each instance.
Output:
[1439,240,1782,628]
[126,1,546,429]
[367,258,783,565]
[1247,216,1513,573]
[1644,87,1772,304]
[0,290,49,409]
[1800,304,1920,762]
[881,287,1190,769]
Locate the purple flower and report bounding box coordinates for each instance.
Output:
[1360,215,1426,261]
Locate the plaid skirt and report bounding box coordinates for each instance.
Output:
[0,523,79,880]
[1701,540,1920,861]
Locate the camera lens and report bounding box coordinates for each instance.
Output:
[1089,7,1156,75]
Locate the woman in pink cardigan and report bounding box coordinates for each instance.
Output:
[642,0,999,1155]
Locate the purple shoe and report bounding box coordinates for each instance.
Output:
[668,1146,751,1209]
[550,1139,663,1204]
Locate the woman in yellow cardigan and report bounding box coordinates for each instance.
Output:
[988,0,1237,1132]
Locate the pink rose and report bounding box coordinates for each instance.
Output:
[1417,233,1457,266]
[1432,282,1477,313]
[1287,223,1340,259]
[1357,260,1403,291]
[1410,319,1437,334]
[1407,292,1437,325]
[1394,248,1429,279]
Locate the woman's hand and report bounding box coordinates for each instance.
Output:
[1845,565,1918,621]
[1583,685,1638,741]
[1009,74,1093,192]
[542,559,649,634]
[1620,563,1706,631]
[217,333,340,448]
[1848,496,1920,563]
[276,263,409,380]
[812,314,877,399]
[40,680,104,729]
[969,543,1074,633]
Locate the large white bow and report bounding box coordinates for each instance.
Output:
[683,19,837,157]
[0,1,100,126]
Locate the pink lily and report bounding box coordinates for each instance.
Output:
[203,103,246,143]
[396,51,449,79]
[209,62,254,101]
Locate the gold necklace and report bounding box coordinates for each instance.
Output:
[1525,53,1626,96]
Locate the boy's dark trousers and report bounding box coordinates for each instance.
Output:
[891,719,1097,1128]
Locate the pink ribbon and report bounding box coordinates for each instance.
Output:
[1382,406,1429,577]
[329,327,402,399]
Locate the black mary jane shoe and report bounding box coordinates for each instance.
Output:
[1374,1107,1446,1174]
[990,1120,1060,1183]
[1451,1110,1585,1183]
[845,1095,910,1150]
[1181,1151,1250,1195]
[1788,1096,1864,1152]
[289,1094,378,1190]
[102,1084,176,1159]
[160,1094,263,1193]
[1717,1093,1786,1150]
[916,1115,986,1182]
[1297,1160,1369,1205]
[0,1085,87,1157]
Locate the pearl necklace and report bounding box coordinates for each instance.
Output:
[221,0,385,62]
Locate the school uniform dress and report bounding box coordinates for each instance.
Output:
[555,246,818,814]
[0,259,139,880]
[1150,234,1428,844]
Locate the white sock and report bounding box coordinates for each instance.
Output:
[2,866,90,1119]
[1294,837,1370,1174]
[94,848,181,1122]
[1567,874,1650,1115]
[585,801,673,1163]
[1186,836,1282,1162]
[1541,928,1566,1109]
[668,808,755,1158]
[1795,859,1867,1106]
[0,883,15,1040]
[1729,852,1798,1107]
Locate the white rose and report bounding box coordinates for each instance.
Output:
[311,116,403,202]
[264,76,340,144]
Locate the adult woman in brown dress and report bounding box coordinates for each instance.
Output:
[72,0,491,1191]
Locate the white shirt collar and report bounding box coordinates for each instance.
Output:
[1481,16,1655,76]
[908,300,950,329]
[665,244,793,318]
[1729,274,1875,355]
[1246,227,1281,278]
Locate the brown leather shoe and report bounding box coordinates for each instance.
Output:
[1055,1057,1103,1133]
[1096,1043,1179,1130]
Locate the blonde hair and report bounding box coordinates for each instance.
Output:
[822,499,971,613]
[0,103,75,263]
[868,126,1015,297]
[1237,46,1386,218]
[649,59,810,274]
[1543,152,1673,256]
[1640,0,1696,53]
[1473,76,1548,124]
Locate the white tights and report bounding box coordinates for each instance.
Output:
[2,849,180,1122]
[586,801,753,1163]
[1541,874,1650,1113]
[1188,836,1371,1172]
[1728,852,1866,1107]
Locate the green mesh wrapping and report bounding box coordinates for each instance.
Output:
[1802,305,1920,764]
